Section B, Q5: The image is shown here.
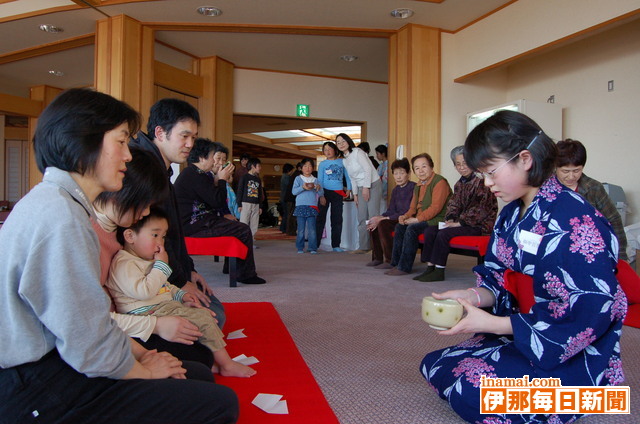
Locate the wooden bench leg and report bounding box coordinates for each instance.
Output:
[229,257,238,288]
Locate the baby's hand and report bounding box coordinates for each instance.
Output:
[154,245,169,263]
[182,293,199,305]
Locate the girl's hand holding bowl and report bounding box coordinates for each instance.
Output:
[421,296,464,330]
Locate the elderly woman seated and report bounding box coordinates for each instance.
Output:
[384,153,452,276]
[555,138,628,261]
[366,158,416,268]
[414,146,498,282]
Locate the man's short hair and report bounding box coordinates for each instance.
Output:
[146,98,200,138]
[247,157,261,170]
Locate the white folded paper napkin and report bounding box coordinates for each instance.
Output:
[232,353,259,366]
[252,393,289,414]
[227,328,247,339]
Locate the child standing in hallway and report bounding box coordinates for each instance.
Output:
[237,157,264,241]
[292,158,324,254]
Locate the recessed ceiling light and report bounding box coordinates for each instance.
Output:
[39,24,63,33]
[48,70,64,77]
[390,8,414,19]
[197,6,222,17]
[340,55,358,62]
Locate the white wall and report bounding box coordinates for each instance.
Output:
[506,18,640,224]
[440,32,507,190]
[442,15,640,225]
[452,0,640,80]
[234,69,389,147]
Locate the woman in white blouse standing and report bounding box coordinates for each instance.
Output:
[335,133,382,253]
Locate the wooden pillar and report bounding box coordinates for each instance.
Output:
[388,24,441,173]
[194,57,234,155]
[95,14,155,125]
[27,85,63,189]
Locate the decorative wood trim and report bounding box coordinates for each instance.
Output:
[236,67,388,85]
[4,126,28,140]
[0,34,94,65]
[145,22,394,38]
[234,133,316,158]
[155,39,199,59]
[454,8,640,83]
[70,0,100,5]
[0,93,42,117]
[453,0,519,33]
[0,5,79,23]
[70,0,159,6]
[154,61,203,98]
[28,86,63,189]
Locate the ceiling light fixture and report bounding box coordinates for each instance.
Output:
[390,8,414,19]
[197,6,222,17]
[39,24,63,33]
[48,70,64,77]
[340,55,358,62]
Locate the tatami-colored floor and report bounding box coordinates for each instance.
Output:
[194,237,639,423]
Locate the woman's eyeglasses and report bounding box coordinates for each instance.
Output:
[475,152,520,180]
[475,131,542,180]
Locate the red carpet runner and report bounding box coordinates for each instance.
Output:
[217,302,339,424]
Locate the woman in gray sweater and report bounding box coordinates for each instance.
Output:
[0,88,238,424]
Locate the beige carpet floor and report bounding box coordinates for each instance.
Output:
[193,238,639,424]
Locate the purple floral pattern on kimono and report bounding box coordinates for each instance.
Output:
[421,176,625,424]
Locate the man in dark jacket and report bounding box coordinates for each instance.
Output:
[130,98,229,325]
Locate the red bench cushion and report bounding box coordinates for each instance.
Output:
[449,236,490,257]
[184,236,248,258]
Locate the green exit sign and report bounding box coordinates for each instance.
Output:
[296,104,310,117]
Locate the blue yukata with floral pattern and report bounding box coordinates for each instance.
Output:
[421,176,626,424]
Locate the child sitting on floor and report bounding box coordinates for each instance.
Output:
[105,208,256,378]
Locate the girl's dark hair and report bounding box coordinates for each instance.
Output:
[322,141,341,158]
[336,133,356,152]
[300,157,315,167]
[34,88,140,174]
[359,141,371,154]
[464,110,557,187]
[95,147,168,222]
[282,163,294,174]
[375,144,388,156]
[188,137,218,164]
[390,158,410,174]
[410,153,434,169]
[556,139,587,168]
[116,207,169,246]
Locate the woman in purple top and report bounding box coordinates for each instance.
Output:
[366,158,416,267]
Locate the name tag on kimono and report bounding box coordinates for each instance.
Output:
[519,230,543,255]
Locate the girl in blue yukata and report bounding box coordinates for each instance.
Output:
[420,110,626,424]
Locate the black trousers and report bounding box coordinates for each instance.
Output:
[137,335,214,369]
[316,189,344,248]
[0,349,238,424]
[191,217,258,280]
[420,225,482,265]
